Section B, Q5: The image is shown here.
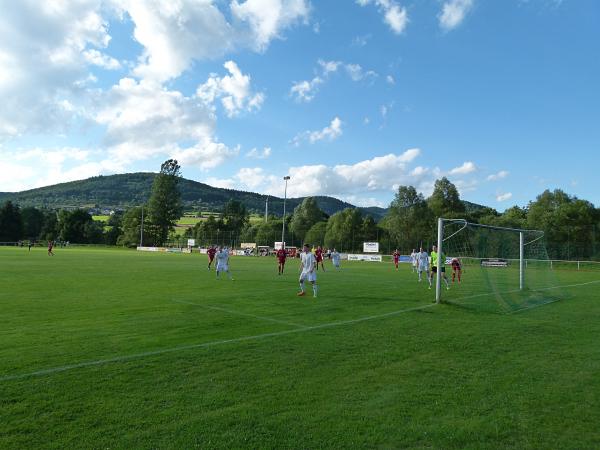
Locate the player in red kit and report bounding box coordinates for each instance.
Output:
[276,247,287,275]
[393,249,400,270]
[315,246,325,271]
[451,257,462,283]
[206,246,217,270]
[47,240,54,256]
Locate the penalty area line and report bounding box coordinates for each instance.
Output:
[0,303,435,383]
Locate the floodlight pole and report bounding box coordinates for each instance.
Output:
[281,176,290,248]
[520,231,524,291]
[140,205,144,246]
[435,217,443,304]
[265,197,268,222]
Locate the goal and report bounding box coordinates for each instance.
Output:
[435,218,562,313]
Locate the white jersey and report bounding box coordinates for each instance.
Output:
[301,251,316,273]
[331,251,340,266]
[216,249,229,269]
[410,252,418,266]
[418,251,429,270]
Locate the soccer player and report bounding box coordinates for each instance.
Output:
[410,249,418,273]
[417,247,431,286]
[315,245,325,271]
[331,248,341,270]
[206,245,217,270]
[215,246,233,280]
[393,249,400,270]
[451,257,462,283]
[47,240,54,256]
[298,243,317,297]
[429,245,449,290]
[276,246,287,275]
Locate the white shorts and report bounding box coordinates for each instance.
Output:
[418,265,429,273]
[216,263,229,272]
[300,270,317,282]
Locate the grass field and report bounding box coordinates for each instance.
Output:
[2,247,600,449]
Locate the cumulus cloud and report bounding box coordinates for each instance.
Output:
[496,192,513,202]
[448,161,477,175]
[439,0,474,31]
[487,170,509,181]
[357,0,408,34]
[0,0,111,139]
[292,117,343,146]
[290,59,378,102]
[197,61,264,117]
[83,49,121,70]
[246,147,272,159]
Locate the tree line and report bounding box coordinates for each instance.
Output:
[1,160,598,260]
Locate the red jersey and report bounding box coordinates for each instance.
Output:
[207,248,216,259]
[451,259,461,270]
[315,248,323,261]
[393,252,400,261]
[276,249,287,262]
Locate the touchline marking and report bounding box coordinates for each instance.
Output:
[171,299,306,328]
[0,304,435,382]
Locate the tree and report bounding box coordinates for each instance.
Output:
[290,197,326,244]
[39,210,58,240]
[57,209,96,243]
[21,207,45,239]
[0,201,23,242]
[104,212,123,245]
[324,208,363,252]
[118,207,143,247]
[383,186,434,250]
[427,177,465,218]
[222,199,248,235]
[147,159,183,245]
[304,221,327,247]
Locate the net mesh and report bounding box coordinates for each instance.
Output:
[439,220,566,314]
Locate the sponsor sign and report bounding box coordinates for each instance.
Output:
[348,254,383,262]
[363,242,379,253]
[240,243,256,249]
[187,239,195,247]
[274,242,285,250]
[481,258,509,267]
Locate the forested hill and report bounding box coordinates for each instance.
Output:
[0,172,390,219]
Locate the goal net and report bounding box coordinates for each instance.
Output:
[436,219,565,314]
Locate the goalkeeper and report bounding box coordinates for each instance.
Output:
[429,245,449,290]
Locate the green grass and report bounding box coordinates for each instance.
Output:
[1,247,600,449]
[92,215,110,223]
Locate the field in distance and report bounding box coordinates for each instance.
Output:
[1,247,600,448]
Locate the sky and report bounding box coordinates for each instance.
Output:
[0,0,598,210]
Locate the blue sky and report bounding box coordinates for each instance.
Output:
[0,0,598,210]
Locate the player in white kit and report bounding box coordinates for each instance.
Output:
[331,248,341,270]
[298,243,318,297]
[417,247,431,287]
[215,246,233,280]
[410,249,418,273]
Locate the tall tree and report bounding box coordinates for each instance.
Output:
[0,201,24,242]
[304,221,328,247]
[289,197,326,244]
[118,207,143,247]
[147,159,183,245]
[222,199,248,235]
[21,206,44,239]
[427,177,465,218]
[383,186,434,250]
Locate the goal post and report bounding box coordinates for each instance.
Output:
[435,218,544,304]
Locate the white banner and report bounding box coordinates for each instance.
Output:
[363,242,379,253]
[274,241,285,250]
[187,239,195,247]
[348,254,383,262]
[137,246,159,252]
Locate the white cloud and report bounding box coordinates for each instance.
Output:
[496,192,513,202]
[292,117,343,146]
[386,75,396,85]
[487,170,509,181]
[95,77,236,170]
[197,61,264,117]
[290,76,323,102]
[83,49,121,70]
[290,59,378,102]
[246,147,272,159]
[448,161,477,175]
[0,0,110,139]
[439,0,474,31]
[357,0,408,34]
[122,0,310,82]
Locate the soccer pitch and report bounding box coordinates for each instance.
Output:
[2,247,600,449]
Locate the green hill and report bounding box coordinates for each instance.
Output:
[0,173,389,220]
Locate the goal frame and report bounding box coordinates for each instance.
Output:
[435,218,544,303]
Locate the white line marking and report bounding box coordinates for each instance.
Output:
[172,299,305,328]
[0,304,435,382]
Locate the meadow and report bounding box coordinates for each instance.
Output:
[1,247,599,449]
